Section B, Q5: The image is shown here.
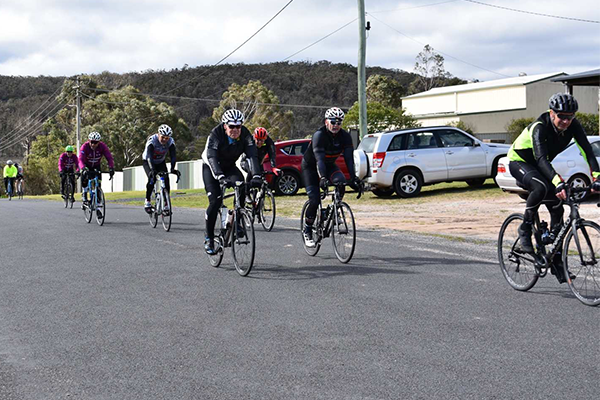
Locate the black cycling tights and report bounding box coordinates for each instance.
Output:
[509,161,564,229]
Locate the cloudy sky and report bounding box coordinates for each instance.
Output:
[0,0,598,83]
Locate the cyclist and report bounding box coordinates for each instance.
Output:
[508,93,600,283]
[142,124,180,212]
[14,162,24,195]
[301,107,360,247]
[58,145,80,200]
[241,127,280,202]
[3,160,18,197]
[78,131,115,207]
[201,109,262,255]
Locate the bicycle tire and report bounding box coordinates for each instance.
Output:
[63,181,70,208]
[149,191,159,228]
[563,220,600,306]
[332,201,356,263]
[232,209,255,276]
[207,208,225,267]
[259,189,276,232]
[17,181,23,199]
[498,213,538,291]
[7,182,12,201]
[161,189,172,232]
[96,188,105,226]
[84,192,93,223]
[300,200,322,256]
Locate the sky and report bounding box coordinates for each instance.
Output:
[0,0,599,83]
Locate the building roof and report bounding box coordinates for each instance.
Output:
[551,69,600,87]
[403,72,566,99]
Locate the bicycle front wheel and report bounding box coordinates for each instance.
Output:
[95,189,105,226]
[149,192,159,228]
[161,189,172,232]
[83,193,93,223]
[563,220,600,306]
[64,183,70,208]
[332,202,356,263]
[232,209,255,276]
[207,208,225,268]
[300,200,322,256]
[498,213,539,291]
[259,189,276,232]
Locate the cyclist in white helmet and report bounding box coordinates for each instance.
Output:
[201,109,262,255]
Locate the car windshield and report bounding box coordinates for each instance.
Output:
[358,136,378,153]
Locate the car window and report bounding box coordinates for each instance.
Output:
[437,130,474,147]
[387,134,405,151]
[406,131,438,150]
[592,142,600,158]
[358,136,378,153]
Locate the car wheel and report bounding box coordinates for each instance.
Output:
[371,187,395,197]
[394,169,422,198]
[465,178,486,187]
[275,171,300,196]
[567,174,590,201]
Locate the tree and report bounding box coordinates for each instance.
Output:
[211,80,294,141]
[448,120,475,135]
[345,101,420,134]
[577,112,599,135]
[410,44,452,94]
[506,118,535,143]
[366,74,405,109]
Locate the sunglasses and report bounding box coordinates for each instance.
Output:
[328,119,342,126]
[227,125,241,130]
[556,113,575,121]
[90,140,99,145]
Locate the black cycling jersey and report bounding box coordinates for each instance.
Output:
[508,111,600,184]
[202,123,260,177]
[303,126,355,179]
[258,136,277,168]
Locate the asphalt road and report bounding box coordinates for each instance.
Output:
[0,198,598,399]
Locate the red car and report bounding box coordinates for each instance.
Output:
[262,139,350,196]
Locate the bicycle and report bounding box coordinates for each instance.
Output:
[15,177,24,199]
[206,180,256,276]
[245,171,276,232]
[82,170,111,226]
[62,172,77,208]
[6,178,13,201]
[148,171,180,232]
[300,181,363,264]
[498,185,600,307]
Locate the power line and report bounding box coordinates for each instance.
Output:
[283,18,358,61]
[0,97,65,147]
[463,0,599,24]
[367,13,512,78]
[159,0,295,97]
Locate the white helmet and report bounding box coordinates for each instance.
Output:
[88,131,101,141]
[221,109,244,125]
[325,107,345,121]
[7,160,13,165]
[158,124,173,137]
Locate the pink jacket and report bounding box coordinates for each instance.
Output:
[79,141,115,170]
[58,152,79,172]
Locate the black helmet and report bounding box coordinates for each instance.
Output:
[549,93,578,113]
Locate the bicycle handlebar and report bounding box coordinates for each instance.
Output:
[155,171,181,184]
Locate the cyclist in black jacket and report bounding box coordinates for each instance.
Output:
[301,107,360,247]
[201,109,262,255]
[241,127,281,201]
[508,93,600,283]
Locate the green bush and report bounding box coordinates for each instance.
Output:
[506,118,535,144]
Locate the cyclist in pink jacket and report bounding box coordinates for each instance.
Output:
[79,131,115,205]
[58,145,80,200]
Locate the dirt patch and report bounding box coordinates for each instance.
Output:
[351,195,600,241]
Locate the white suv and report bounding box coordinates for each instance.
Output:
[354,126,510,198]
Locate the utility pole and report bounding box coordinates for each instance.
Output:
[74,76,82,193]
[357,0,368,140]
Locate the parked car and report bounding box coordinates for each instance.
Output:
[262,139,350,195]
[495,136,600,200]
[354,126,510,198]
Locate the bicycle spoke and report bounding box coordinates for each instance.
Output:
[564,221,600,306]
[498,213,538,291]
[332,202,356,263]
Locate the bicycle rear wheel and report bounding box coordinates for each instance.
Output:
[161,189,172,232]
[259,189,276,232]
[332,202,356,263]
[498,213,538,291]
[563,220,600,306]
[300,200,322,256]
[95,188,105,226]
[232,209,255,276]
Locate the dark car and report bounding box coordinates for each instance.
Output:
[262,139,350,195]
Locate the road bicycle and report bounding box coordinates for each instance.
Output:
[207,180,256,276]
[498,186,600,306]
[245,171,276,232]
[62,172,78,208]
[6,178,13,200]
[82,170,111,226]
[15,177,24,199]
[300,181,363,263]
[148,171,180,232]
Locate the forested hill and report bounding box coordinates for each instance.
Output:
[1,61,423,158]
